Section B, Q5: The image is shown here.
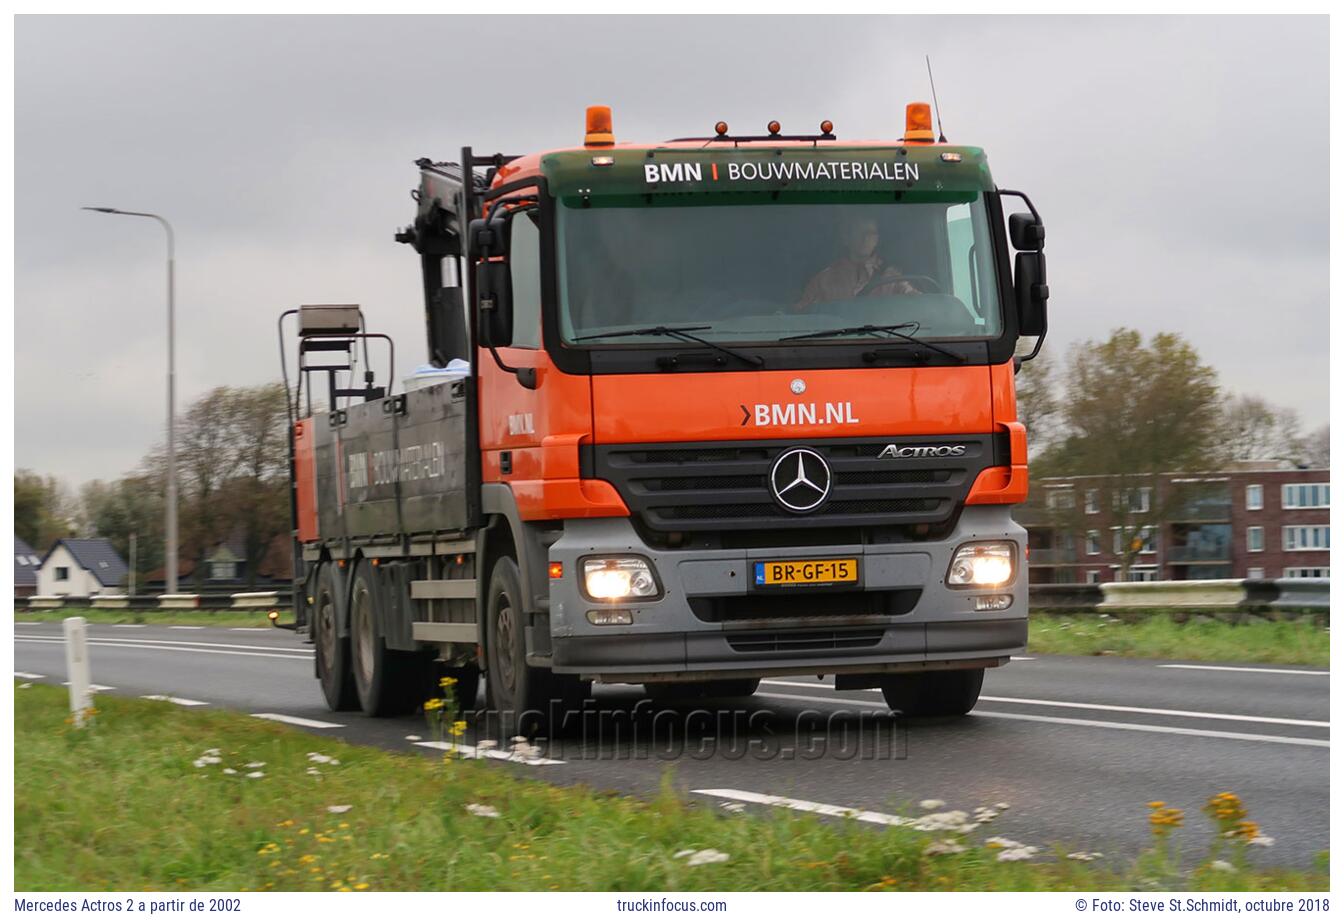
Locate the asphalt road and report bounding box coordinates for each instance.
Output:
[14,620,1329,869]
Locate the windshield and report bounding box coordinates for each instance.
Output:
[557,192,1002,345]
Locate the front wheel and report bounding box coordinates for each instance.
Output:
[485,555,588,735]
[880,668,984,717]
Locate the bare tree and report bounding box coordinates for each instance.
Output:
[1013,347,1060,457]
[1222,394,1305,464]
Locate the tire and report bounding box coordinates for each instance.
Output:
[880,668,985,717]
[645,678,760,703]
[314,562,358,712]
[349,559,416,717]
[485,554,588,735]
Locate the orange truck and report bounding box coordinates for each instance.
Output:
[279,103,1049,728]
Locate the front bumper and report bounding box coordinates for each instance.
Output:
[545,505,1027,682]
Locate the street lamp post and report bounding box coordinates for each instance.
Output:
[82,207,178,594]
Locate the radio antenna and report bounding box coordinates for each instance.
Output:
[926,55,947,143]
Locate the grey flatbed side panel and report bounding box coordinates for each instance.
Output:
[310,381,471,544]
[400,381,470,535]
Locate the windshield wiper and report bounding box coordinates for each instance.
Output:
[780,323,966,363]
[573,325,763,368]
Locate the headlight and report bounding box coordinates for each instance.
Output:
[946,541,1016,588]
[583,557,659,601]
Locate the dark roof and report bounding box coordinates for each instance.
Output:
[43,538,129,587]
[14,536,38,587]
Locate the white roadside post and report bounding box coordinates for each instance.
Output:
[64,616,92,727]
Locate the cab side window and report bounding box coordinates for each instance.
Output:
[509,211,543,349]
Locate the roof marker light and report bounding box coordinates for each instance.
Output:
[767,120,782,136]
[714,121,729,137]
[940,152,963,163]
[820,119,834,135]
[904,102,935,144]
[584,105,615,147]
[590,156,615,166]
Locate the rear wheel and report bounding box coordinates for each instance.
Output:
[485,555,588,735]
[349,559,417,717]
[880,668,984,717]
[314,563,357,712]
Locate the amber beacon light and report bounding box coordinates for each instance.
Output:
[584,105,615,146]
[904,102,935,143]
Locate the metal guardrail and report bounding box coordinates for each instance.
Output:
[19,590,292,611]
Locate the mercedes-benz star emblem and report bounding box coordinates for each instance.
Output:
[769,447,832,513]
[790,378,806,395]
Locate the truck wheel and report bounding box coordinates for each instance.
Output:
[485,555,583,735]
[349,559,414,717]
[314,563,357,712]
[880,668,985,718]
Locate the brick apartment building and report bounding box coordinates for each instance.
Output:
[1015,460,1330,584]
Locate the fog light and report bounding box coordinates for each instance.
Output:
[583,557,659,600]
[973,594,1012,612]
[587,609,634,626]
[947,541,1016,587]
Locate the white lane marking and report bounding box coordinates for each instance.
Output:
[412,740,564,766]
[691,789,909,826]
[1159,664,1327,677]
[252,713,344,729]
[977,696,1329,729]
[113,624,147,628]
[15,671,44,679]
[16,634,311,655]
[756,692,1328,749]
[16,637,311,662]
[142,694,209,707]
[169,626,206,630]
[230,628,272,632]
[975,711,1329,749]
[62,681,115,691]
[762,681,1328,728]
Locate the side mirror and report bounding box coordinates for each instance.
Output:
[476,261,513,347]
[1015,251,1049,336]
[1009,212,1045,251]
[468,215,511,260]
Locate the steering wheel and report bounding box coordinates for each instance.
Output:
[856,272,944,298]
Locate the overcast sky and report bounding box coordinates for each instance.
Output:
[15,14,1328,485]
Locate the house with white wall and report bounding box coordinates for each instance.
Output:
[37,538,128,597]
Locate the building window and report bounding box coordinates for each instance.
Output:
[1119,565,1159,582]
[1112,526,1156,555]
[1113,488,1152,514]
[1045,488,1075,510]
[1282,483,1330,510]
[1247,526,1264,553]
[1085,569,1101,584]
[210,561,236,581]
[1282,525,1330,551]
[1085,531,1101,555]
[1246,484,1263,511]
[1084,490,1099,514]
[54,566,69,581]
[1284,567,1330,579]
[1247,567,1265,580]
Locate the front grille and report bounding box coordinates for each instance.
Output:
[725,628,885,654]
[690,589,920,623]
[589,435,998,533]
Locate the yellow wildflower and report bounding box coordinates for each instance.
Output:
[424,698,444,711]
[355,882,370,891]
[450,720,468,736]
[439,676,458,688]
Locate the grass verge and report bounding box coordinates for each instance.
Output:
[1026,613,1328,666]
[15,607,275,628]
[15,683,1324,892]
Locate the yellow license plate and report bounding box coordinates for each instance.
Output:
[754,558,859,588]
